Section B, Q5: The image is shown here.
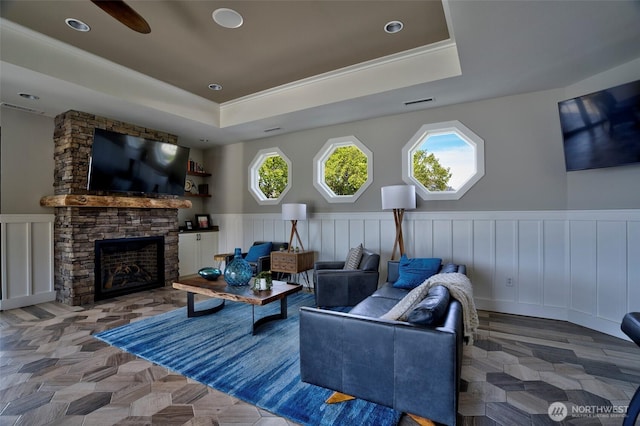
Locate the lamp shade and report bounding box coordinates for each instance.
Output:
[282,203,307,221]
[381,185,416,210]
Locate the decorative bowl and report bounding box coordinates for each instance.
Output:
[198,267,222,281]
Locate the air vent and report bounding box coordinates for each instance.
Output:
[264,127,282,133]
[404,97,434,106]
[0,102,45,115]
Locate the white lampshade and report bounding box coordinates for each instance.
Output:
[381,185,416,210]
[282,203,307,221]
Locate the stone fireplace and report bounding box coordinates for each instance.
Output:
[50,110,187,305]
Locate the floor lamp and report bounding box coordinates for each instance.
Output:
[282,203,307,252]
[381,185,416,260]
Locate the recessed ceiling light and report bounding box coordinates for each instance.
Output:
[384,20,403,34]
[208,83,223,91]
[19,93,40,101]
[65,18,90,32]
[212,8,243,29]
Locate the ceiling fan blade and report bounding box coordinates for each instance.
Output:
[91,0,151,34]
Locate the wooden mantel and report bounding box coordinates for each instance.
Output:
[40,195,192,209]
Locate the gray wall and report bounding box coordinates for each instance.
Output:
[1,108,54,214]
[562,58,640,210]
[2,59,639,215]
[205,68,640,215]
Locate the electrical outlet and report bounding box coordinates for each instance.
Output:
[506,277,514,287]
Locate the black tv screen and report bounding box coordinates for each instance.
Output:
[88,128,190,196]
[558,79,640,171]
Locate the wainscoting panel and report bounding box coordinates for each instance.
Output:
[211,209,639,339]
[0,214,55,310]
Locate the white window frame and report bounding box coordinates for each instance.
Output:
[402,120,484,200]
[248,147,292,205]
[313,135,373,203]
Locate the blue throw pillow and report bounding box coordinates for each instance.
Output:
[244,242,272,262]
[392,255,442,289]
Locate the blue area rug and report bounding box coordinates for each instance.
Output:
[94,292,401,425]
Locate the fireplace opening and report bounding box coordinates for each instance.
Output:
[95,236,165,301]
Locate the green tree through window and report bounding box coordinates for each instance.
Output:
[258,155,288,199]
[412,149,452,191]
[324,146,368,196]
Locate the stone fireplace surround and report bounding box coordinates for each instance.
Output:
[51,110,185,305]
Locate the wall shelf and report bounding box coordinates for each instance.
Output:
[187,171,211,177]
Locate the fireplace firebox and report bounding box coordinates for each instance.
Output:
[95,236,165,301]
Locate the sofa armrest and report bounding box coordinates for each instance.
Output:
[314,260,345,270]
[299,301,462,425]
[314,270,379,307]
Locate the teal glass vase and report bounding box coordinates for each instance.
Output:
[224,248,252,286]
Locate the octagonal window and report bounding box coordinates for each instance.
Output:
[249,148,291,205]
[313,136,373,203]
[402,120,484,200]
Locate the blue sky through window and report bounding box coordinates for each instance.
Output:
[420,132,475,190]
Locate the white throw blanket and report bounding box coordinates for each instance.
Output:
[381,272,479,344]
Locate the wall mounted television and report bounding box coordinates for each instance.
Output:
[88,128,190,196]
[558,79,640,171]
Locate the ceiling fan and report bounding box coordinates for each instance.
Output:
[91,0,151,34]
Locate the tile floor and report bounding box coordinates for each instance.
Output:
[1,287,638,425]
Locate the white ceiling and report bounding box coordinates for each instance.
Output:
[1,1,640,149]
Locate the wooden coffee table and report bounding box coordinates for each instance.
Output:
[172,275,302,334]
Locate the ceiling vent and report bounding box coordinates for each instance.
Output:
[0,102,46,115]
[264,127,282,133]
[404,97,434,106]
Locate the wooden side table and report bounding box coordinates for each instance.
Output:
[214,253,233,269]
[270,251,315,286]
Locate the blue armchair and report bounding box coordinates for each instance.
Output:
[313,247,380,307]
[224,241,288,276]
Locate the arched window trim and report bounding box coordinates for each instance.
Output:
[313,135,373,203]
[248,147,292,205]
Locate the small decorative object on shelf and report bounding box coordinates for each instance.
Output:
[198,184,209,195]
[198,267,222,281]
[224,248,252,286]
[195,214,211,229]
[252,271,273,291]
[188,159,207,173]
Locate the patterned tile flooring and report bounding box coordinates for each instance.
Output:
[1,287,639,426]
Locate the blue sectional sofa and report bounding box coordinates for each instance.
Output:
[299,260,466,426]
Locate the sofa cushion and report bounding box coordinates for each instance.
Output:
[393,255,442,289]
[343,244,363,270]
[380,281,433,321]
[407,285,450,326]
[349,295,399,318]
[371,283,408,302]
[245,242,272,262]
[440,263,458,273]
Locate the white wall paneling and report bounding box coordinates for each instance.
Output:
[1,214,55,310]
[212,209,639,339]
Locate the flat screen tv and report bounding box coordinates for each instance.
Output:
[88,128,190,196]
[558,79,640,171]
